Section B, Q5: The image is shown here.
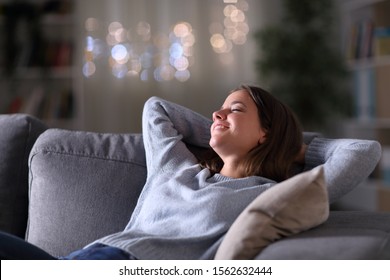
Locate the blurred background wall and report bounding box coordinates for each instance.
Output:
[1,0,390,211]
[77,0,283,133]
[1,0,389,135]
[1,0,282,133]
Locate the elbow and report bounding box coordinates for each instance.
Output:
[355,140,382,178]
[355,140,382,172]
[368,140,382,166]
[142,96,163,117]
[144,96,162,108]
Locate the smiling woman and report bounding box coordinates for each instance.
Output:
[0,83,382,260]
[210,89,267,178]
[204,84,303,181]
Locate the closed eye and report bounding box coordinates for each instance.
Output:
[231,106,244,112]
[230,101,247,112]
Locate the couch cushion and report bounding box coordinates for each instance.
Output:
[0,114,47,238]
[215,165,329,259]
[26,129,147,257]
[255,211,390,259]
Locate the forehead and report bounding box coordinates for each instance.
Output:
[224,89,254,106]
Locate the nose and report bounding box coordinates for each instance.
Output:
[212,109,227,121]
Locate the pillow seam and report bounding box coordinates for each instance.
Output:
[30,149,146,167]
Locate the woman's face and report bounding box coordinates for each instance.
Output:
[210,90,266,160]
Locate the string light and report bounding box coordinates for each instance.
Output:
[209,0,249,63]
[83,18,195,82]
[82,1,250,79]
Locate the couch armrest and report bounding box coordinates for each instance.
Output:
[26,129,146,257]
[0,114,47,238]
[255,211,390,259]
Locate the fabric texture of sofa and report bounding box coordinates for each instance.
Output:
[0,114,47,238]
[0,113,389,259]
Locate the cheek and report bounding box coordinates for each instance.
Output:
[239,121,261,135]
[239,122,265,145]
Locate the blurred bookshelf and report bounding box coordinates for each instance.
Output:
[331,179,390,212]
[338,0,390,211]
[341,0,390,120]
[0,0,83,129]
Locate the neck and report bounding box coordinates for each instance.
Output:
[219,159,245,178]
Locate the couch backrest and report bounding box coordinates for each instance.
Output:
[25,128,320,257]
[26,129,147,257]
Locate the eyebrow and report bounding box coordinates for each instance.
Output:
[231,101,247,107]
[221,101,247,110]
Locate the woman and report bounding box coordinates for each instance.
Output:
[202,84,303,181]
[0,84,381,260]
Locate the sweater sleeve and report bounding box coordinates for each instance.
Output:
[304,137,382,203]
[142,96,212,174]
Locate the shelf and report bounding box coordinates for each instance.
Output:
[340,0,386,11]
[336,119,386,142]
[340,0,390,122]
[40,14,74,26]
[332,179,390,212]
[343,118,390,128]
[0,14,73,26]
[335,1,390,211]
[0,67,75,80]
[347,55,390,69]
[0,0,82,130]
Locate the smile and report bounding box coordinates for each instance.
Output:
[213,123,229,131]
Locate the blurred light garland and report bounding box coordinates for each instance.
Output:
[82,0,249,81]
[210,0,249,64]
[83,19,195,82]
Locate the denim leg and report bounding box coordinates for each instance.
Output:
[0,231,56,260]
[63,243,137,260]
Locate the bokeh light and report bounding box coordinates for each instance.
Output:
[209,0,249,62]
[111,44,128,62]
[83,19,195,81]
[83,61,96,77]
[85,17,99,32]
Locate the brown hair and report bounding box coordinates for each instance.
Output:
[201,84,303,182]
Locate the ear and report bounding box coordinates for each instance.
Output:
[258,132,267,144]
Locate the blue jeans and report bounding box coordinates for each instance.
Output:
[63,243,137,260]
[0,231,136,260]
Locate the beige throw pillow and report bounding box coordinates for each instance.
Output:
[215,165,329,260]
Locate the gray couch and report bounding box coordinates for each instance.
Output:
[1,114,389,259]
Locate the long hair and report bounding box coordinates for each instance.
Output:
[201,84,303,182]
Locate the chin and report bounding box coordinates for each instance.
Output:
[209,140,217,150]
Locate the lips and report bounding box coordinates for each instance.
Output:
[212,121,230,131]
